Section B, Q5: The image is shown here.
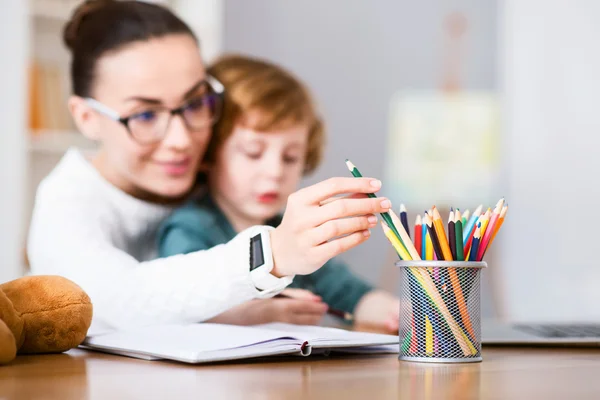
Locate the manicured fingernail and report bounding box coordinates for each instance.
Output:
[362,229,371,237]
[370,179,382,188]
[380,199,391,209]
[368,215,378,224]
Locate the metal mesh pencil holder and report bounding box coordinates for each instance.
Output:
[396,260,487,363]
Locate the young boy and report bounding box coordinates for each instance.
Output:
[157,54,399,331]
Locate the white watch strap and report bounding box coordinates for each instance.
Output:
[247,225,294,298]
[253,274,294,299]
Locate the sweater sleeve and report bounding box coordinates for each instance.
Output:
[27,184,275,332]
[157,205,219,257]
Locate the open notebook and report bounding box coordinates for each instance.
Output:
[80,323,399,364]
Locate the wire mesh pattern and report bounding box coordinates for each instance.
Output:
[397,261,486,363]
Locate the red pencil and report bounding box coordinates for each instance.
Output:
[414,214,422,260]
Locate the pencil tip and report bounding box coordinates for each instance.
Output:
[345,159,355,170]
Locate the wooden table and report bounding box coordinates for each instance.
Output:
[1,346,600,399]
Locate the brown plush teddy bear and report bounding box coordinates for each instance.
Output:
[0,275,93,365]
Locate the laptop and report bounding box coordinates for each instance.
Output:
[482,320,600,347]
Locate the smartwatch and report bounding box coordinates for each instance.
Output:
[248,226,293,297]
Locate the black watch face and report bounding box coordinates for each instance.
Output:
[250,234,265,271]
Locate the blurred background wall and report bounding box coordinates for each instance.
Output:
[3,0,599,322]
[223,0,501,317]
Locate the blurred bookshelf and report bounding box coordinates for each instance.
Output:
[29,130,96,154]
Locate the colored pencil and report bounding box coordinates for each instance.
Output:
[424,213,444,261]
[455,209,465,261]
[478,209,492,238]
[425,315,433,354]
[414,215,423,260]
[389,210,420,260]
[345,160,403,244]
[465,208,488,257]
[488,204,508,247]
[432,208,474,339]
[461,209,470,226]
[400,204,410,240]
[448,209,457,261]
[477,198,504,260]
[468,223,482,262]
[432,207,453,261]
[425,214,434,262]
[463,205,482,242]
[421,214,428,260]
[381,222,411,261]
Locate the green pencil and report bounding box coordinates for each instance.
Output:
[345,159,403,244]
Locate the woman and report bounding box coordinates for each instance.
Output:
[27,0,391,333]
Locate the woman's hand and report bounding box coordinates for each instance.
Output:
[353,290,401,333]
[207,288,328,326]
[270,177,391,278]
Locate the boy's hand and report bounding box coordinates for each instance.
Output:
[353,290,401,334]
[269,177,390,277]
[207,291,327,326]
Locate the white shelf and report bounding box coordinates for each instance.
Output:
[30,0,176,21]
[29,130,97,154]
[30,0,80,21]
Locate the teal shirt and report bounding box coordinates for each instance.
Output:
[157,193,373,314]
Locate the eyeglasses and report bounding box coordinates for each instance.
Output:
[85,75,224,145]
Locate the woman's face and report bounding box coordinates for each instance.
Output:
[70,34,210,202]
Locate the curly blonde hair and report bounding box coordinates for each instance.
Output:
[205,54,325,175]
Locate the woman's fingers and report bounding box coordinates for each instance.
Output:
[318,192,367,206]
[311,215,378,245]
[312,196,390,226]
[311,230,371,264]
[292,177,382,206]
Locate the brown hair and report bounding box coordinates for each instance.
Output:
[63,0,197,97]
[206,54,325,175]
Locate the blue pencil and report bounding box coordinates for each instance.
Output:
[463,204,483,242]
[421,216,427,259]
[468,223,482,262]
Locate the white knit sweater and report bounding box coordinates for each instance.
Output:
[28,149,281,334]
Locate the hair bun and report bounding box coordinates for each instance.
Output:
[63,0,115,51]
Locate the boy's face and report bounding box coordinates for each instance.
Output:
[210,115,309,225]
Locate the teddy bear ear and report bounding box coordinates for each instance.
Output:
[0,289,24,350]
[0,319,17,365]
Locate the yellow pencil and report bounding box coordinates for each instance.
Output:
[389,210,421,260]
[425,315,433,354]
[381,222,411,261]
[432,207,453,261]
[425,213,434,261]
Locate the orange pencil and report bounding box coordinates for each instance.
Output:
[488,204,508,247]
[477,198,504,260]
[432,208,474,339]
